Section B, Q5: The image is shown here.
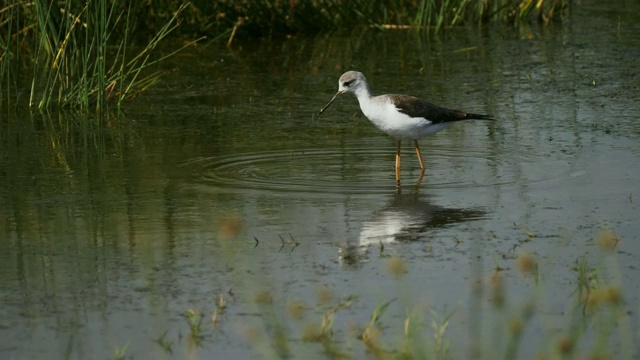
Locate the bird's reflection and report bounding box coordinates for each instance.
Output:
[339,193,487,266]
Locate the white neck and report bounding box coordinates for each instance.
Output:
[353,83,372,106]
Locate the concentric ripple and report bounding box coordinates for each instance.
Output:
[191,148,397,195]
[184,142,567,195]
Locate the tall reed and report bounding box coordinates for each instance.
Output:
[197,0,569,37]
[0,0,569,112]
[0,0,197,113]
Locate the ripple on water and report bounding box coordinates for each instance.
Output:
[185,141,571,196]
[190,148,394,195]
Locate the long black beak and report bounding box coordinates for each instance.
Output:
[317,91,345,116]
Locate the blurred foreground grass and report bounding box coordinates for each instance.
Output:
[152,224,635,359]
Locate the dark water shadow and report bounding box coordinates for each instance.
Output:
[338,192,487,267]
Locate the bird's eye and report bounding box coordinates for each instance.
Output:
[344,80,354,87]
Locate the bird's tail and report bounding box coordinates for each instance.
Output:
[467,113,494,121]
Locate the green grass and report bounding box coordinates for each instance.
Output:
[160,227,634,359]
[111,341,129,360]
[194,0,569,38]
[1,0,568,113]
[0,0,199,113]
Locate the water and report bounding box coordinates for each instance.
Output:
[2,2,640,358]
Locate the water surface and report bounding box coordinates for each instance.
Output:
[1,1,640,358]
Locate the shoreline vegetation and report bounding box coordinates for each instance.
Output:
[0,0,569,112]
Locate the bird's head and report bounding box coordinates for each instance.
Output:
[317,71,367,116]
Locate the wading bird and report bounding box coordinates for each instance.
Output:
[318,71,493,185]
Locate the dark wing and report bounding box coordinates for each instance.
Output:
[389,94,493,124]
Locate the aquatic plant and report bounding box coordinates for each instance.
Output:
[153,331,174,354]
[184,308,206,345]
[198,0,569,39]
[0,0,199,112]
[111,341,130,360]
[0,0,569,112]
[229,229,632,359]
